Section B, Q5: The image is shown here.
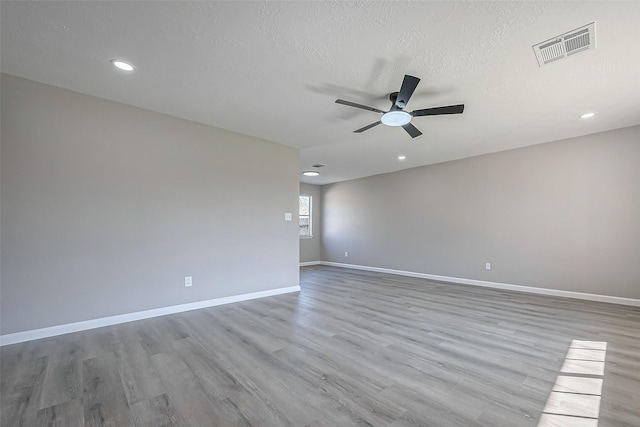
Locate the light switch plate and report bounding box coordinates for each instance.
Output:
[284,212,292,221]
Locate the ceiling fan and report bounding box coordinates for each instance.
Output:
[335,74,464,138]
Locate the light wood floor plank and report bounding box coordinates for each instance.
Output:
[82,353,133,426]
[36,398,84,427]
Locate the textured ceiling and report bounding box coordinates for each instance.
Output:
[2,1,639,184]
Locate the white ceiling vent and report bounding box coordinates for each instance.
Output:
[533,23,595,67]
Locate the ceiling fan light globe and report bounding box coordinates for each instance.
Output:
[381,111,411,127]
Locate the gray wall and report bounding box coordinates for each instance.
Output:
[299,183,321,263]
[322,125,640,299]
[1,74,300,335]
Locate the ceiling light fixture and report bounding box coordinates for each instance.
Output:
[580,112,596,119]
[302,171,320,177]
[381,111,411,127]
[110,59,134,71]
[398,155,406,160]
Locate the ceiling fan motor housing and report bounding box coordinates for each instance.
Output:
[390,92,408,109]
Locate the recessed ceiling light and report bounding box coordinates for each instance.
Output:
[302,171,320,177]
[110,59,134,71]
[398,155,406,160]
[580,112,596,119]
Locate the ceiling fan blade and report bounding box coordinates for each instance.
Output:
[354,121,382,133]
[402,123,422,138]
[335,99,386,114]
[411,104,465,117]
[395,75,420,109]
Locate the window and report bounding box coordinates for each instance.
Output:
[299,195,312,237]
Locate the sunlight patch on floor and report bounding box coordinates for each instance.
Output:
[538,340,607,427]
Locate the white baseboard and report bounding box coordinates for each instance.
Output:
[320,261,640,307]
[0,285,301,346]
[300,261,322,266]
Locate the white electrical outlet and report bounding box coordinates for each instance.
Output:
[185,276,193,287]
[485,263,491,270]
[284,212,292,221]
[345,251,348,257]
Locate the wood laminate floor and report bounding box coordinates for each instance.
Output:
[1,266,639,426]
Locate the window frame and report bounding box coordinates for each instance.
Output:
[299,195,313,238]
